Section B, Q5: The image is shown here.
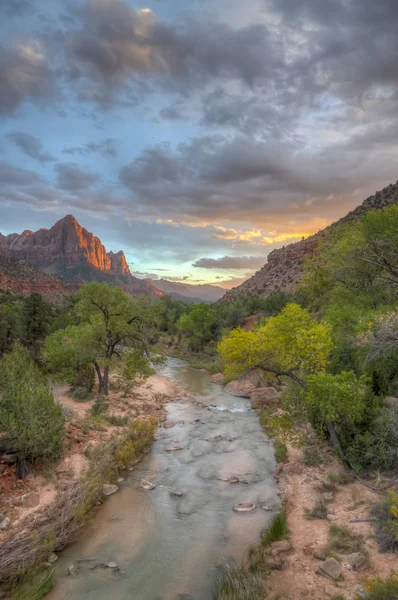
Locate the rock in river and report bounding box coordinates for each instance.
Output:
[167,445,184,452]
[102,484,119,496]
[233,502,256,513]
[141,480,156,490]
[224,379,256,398]
[250,387,281,409]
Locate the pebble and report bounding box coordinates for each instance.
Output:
[0,517,11,530]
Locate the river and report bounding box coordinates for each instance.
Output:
[48,357,279,600]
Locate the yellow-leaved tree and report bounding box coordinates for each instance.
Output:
[218,303,333,386]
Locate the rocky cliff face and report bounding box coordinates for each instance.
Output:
[0,215,163,298]
[0,257,73,302]
[221,180,398,301]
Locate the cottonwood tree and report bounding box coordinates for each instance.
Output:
[43,283,162,395]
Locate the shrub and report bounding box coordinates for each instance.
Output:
[373,489,398,553]
[0,345,64,477]
[357,574,398,599]
[304,499,328,520]
[327,524,364,554]
[71,387,90,402]
[274,438,288,463]
[214,561,264,600]
[91,395,109,416]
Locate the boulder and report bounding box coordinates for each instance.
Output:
[347,552,368,571]
[384,396,398,408]
[319,557,342,580]
[0,517,11,530]
[210,373,224,384]
[225,379,256,398]
[250,387,281,409]
[271,540,291,553]
[20,492,40,508]
[102,484,119,496]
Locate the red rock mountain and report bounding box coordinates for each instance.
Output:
[221,180,398,301]
[0,215,163,298]
[0,257,73,302]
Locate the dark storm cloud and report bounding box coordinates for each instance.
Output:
[0,161,43,185]
[55,163,100,191]
[193,256,266,269]
[65,0,283,97]
[7,132,55,164]
[62,138,118,157]
[0,43,56,116]
[0,0,32,16]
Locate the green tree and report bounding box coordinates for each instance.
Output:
[0,300,24,355]
[22,293,54,357]
[177,303,217,351]
[0,345,64,478]
[43,282,160,395]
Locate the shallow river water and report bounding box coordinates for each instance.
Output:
[48,358,279,600]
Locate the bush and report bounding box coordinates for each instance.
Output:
[372,489,398,553]
[71,387,90,402]
[91,395,109,416]
[327,524,364,554]
[357,574,398,599]
[303,447,323,466]
[0,345,64,477]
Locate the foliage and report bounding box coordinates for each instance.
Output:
[214,561,264,600]
[218,303,333,382]
[274,439,288,463]
[43,282,161,394]
[122,347,154,386]
[10,568,55,600]
[372,489,398,553]
[357,574,398,600]
[305,371,367,433]
[0,345,64,476]
[71,386,90,402]
[177,302,217,351]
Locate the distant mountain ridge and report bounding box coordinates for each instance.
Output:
[147,278,225,303]
[0,256,73,301]
[0,215,163,298]
[221,180,398,301]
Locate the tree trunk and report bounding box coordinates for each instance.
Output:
[327,421,344,457]
[16,456,29,479]
[102,366,109,396]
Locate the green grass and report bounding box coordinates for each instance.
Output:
[214,561,264,600]
[327,524,365,554]
[372,489,398,553]
[274,439,288,463]
[304,499,328,520]
[261,506,288,547]
[10,569,55,600]
[356,574,398,599]
[331,595,346,600]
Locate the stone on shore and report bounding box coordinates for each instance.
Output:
[210,373,225,384]
[102,484,119,496]
[250,387,281,409]
[225,379,256,398]
[20,492,40,508]
[319,557,342,580]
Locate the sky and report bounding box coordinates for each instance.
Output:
[1,0,398,289]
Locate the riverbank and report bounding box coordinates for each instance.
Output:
[263,433,397,599]
[0,373,186,597]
